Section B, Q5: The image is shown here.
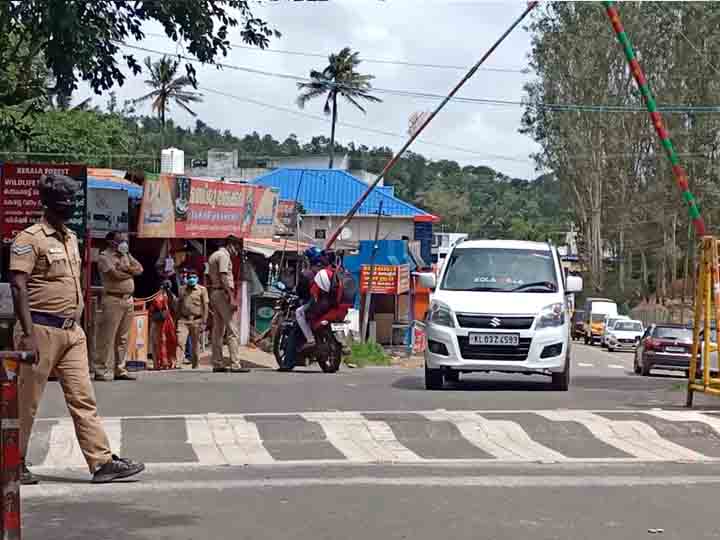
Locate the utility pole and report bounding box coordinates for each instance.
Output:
[361,201,383,343]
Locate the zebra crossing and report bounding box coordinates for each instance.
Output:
[27,410,720,470]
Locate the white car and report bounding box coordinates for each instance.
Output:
[601,316,630,348]
[605,319,644,352]
[418,240,582,391]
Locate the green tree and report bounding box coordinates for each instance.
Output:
[296,47,381,168]
[133,56,203,143]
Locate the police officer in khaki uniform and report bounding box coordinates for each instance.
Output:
[207,235,248,373]
[95,231,143,381]
[175,269,209,369]
[10,173,144,484]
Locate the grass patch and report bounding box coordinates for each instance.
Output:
[345,341,392,367]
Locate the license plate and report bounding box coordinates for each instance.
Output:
[331,323,348,332]
[469,333,519,346]
[665,346,685,353]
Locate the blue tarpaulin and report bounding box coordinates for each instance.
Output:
[88,177,143,199]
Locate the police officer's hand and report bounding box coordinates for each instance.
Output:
[17,332,39,357]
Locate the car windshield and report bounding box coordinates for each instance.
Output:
[441,247,557,292]
[591,314,606,322]
[654,327,692,340]
[615,322,642,332]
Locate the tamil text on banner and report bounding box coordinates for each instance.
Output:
[360,264,411,295]
[137,174,279,238]
[1,163,87,243]
[87,188,129,238]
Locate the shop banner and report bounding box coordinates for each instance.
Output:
[360,264,411,295]
[87,188,129,238]
[137,174,279,239]
[1,163,87,243]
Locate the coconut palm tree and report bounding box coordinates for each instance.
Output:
[297,47,381,168]
[133,56,203,144]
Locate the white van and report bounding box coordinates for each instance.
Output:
[418,240,582,391]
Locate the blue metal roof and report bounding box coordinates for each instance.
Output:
[88,177,143,199]
[250,168,428,217]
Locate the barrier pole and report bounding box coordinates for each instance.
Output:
[0,351,37,540]
[687,243,706,406]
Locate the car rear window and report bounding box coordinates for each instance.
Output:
[653,326,692,340]
[615,322,642,332]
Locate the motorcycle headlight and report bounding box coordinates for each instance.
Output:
[428,303,456,328]
[536,303,565,329]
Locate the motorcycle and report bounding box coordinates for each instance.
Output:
[270,282,349,373]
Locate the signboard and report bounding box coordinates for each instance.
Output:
[277,200,299,235]
[360,264,411,295]
[1,163,87,243]
[137,174,279,239]
[87,188,129,238]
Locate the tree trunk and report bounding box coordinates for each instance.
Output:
[671,214,678,284]
[328,93,337,169]
[618,227,625,293]
[641,250,648,289]
[683,220,691,302]
[160,107,166,149]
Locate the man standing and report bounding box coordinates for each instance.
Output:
[10,173,144,484]
[207,235,248,373]
[95,231,143,381]
[176,270,209,369]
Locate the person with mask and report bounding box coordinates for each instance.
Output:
[175,270,209,369]
[9,173,145,484]
[296,252,336,352]
[95,231,143,381]
[207,235,248,373]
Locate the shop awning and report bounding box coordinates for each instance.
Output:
[87,168,143,199]
[244,237,314,259]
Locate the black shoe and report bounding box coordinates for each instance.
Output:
[213,368,228,373]
[92,455,145,484]
[230,368,250,373]
[114,374,137,381]
[21,462,39,486]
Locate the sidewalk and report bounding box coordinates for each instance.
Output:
[191,345,277,370]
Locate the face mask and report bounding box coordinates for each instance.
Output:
[187,276,199,287]
[117,241,129,254]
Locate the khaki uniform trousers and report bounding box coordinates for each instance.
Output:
[95,294,132,380]
[15,323,112,472]
[210,289,241,370]
[176,319,202,368]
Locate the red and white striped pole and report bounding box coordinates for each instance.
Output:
[0,351,37,540]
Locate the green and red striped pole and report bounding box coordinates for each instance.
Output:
[603,1,706,236]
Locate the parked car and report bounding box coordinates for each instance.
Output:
[601,316,630,348]
[418,239,582,391]
[605,319,643,352]
[571,309,586,341]
[583,297,618,345]
[634,323,693,376]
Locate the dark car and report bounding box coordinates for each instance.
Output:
[571,309,586,341]
[634,323,693,376]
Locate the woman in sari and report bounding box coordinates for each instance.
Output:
[149,287,178,370]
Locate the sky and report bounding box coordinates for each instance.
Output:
[78,0,542,179]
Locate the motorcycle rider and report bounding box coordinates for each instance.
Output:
[296,251,337,351]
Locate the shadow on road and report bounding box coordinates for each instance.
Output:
[392,376,558,392]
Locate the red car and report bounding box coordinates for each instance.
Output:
[634,323,693,376]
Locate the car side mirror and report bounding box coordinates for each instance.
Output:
[566,275,582,294]
[416,272,437,290]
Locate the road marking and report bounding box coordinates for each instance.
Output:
[185,416,227,466]
[577,363,594,368]
[608,364,625,369]
[22,475,720,499]
[537,411,705,461]
[646,410,720,436]
[205,415,275,465]
[424,411,565,462]
[41,418,85,469]
[303,412,421,463]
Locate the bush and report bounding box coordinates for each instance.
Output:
[346,341,391,367]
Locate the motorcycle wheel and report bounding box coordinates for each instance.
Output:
[273,327,292,370]
[317,334,342,373]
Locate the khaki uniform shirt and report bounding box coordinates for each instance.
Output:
[177,285,209,322]
[9,219,83,319]
[97,249,143,295]
[208,248,234,290]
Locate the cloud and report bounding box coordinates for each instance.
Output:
[79,1,540,178]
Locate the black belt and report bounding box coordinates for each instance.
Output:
[31,312,77,330]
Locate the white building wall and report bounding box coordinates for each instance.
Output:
[300,215,414,245]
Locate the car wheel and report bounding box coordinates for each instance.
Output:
[584,335,589,345]
[425,362,444,390]
[607,347,614,353]
[551,356,570,391]
[444,370,460,384]
[640,357,651,377]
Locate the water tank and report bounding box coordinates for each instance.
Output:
[161,147,185,175]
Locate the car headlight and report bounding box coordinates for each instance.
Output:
[428,303,456,328]
[536,303,565,329]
